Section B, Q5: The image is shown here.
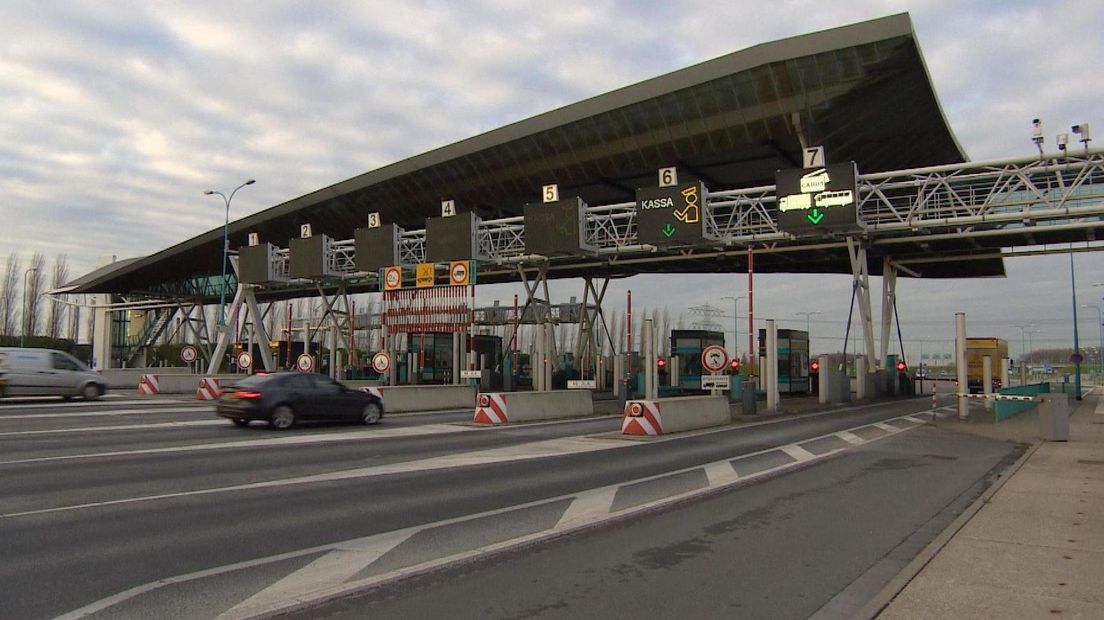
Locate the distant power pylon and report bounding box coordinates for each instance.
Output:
[688,303,724,331]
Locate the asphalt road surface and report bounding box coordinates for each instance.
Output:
[0,394,1017,619]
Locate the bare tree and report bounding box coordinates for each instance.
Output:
[24,253,47,337]
[0,252,19,337]
[47,254,70,338]
[660,307,672,356]
[69,295,83,341]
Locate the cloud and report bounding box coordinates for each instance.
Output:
[0,0,1101,353]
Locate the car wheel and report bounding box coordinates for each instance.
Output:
[232,418,249,427]
[360,402,382,425]
[269,405,295,430]
[81,384,102,401]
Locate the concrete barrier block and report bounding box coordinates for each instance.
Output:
[623,395,729,435]
[474,390,594,424]
[369,385,476,413]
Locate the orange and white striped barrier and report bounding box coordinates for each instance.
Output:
[473,392,508,424]
[137,374,160,396]
[196,377,221,400]
[623,400,662,436]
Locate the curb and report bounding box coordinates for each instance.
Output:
[850,436,1042,620]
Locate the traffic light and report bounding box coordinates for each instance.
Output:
[810,359,820,373]
[896,360,907,373]
[657,358,666,369]
[729,359,741,374]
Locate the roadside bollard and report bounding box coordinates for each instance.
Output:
[931,383,937,421]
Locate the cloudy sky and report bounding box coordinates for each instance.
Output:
[2,0,1102,359]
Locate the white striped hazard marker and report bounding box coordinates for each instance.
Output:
[622,400,662,436]
[359,386,385,402]
[137,374,160,396]
[196,377,222,401]
[473,393,508,424]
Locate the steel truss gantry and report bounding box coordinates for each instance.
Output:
[244,149,1104,287]
[76,149,1104,376]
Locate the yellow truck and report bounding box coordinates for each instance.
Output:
[965,337,1008,393]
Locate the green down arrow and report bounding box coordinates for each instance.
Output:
[662,223,676,238]
[807,208,824,225]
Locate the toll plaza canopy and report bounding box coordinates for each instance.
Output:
[68,13,981,300]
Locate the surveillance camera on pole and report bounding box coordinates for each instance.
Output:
[1031,118,1045,155]
[1057,133,1069,152]
[1072,123,1092,152]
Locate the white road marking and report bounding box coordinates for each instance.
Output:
[703,460,740,486]
[835,430,865,446]
[0,434,631,519]
[780,444,817,461]
[0,397,193,410]
[903,415,927,424]
[0,424,480,467]
[872,422,901,433]
[219,528,418,619]
[54,410,932,620]
[555,487,618,529]
[0,406,208,420]
[0,420,226,437]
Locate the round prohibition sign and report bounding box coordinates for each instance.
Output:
[180,346,198,364]
[236,351,253,369]
[701,345,729,374]
[384,267,401,289]
[371,352,391,374]
[450,261,468,285]
[296,353,314,372]
[628,402,643,417]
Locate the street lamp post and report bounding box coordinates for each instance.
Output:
[721,295,745,359]
[795,311,821,351]
[20,267,38,348]
[204,179,255,327]
[1080,304,1103,375]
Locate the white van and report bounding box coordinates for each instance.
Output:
[0,348,108,400]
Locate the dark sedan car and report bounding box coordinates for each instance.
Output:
[216,372,383,429]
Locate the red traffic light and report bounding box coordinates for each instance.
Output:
[810,360,820,372]
[896,360,907,372]
[657,358,666,369]
[730,359,741,371]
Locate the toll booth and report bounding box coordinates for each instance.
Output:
[758,328,811,394]
[406,333,503,387]
[671,329,725,392]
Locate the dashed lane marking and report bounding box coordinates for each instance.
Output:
[780,444,817,462]
[835,430,866,445]
[61,407,945,620]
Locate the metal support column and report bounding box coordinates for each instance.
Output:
[955,312,969,420]
[765,319,778,412]
[879,260,898,368]
[847,238,879,370]
[206,284,246,375]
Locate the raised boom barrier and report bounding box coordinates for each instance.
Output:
[623,395,730,436]
[473,390,594,425]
